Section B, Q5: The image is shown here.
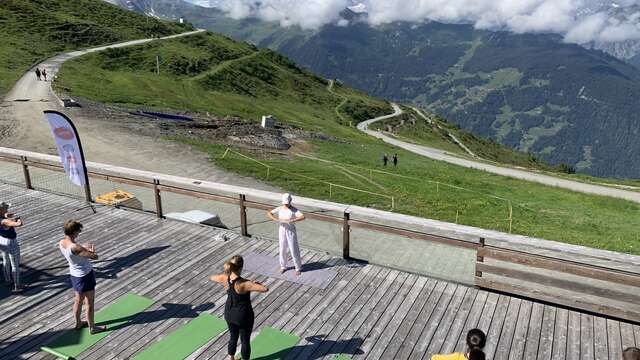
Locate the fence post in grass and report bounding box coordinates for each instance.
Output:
[475,237,485,282]
[20,156,32,190]
[329,183,333,198]
[239,194,248,237]
[508,201,513,233]
[342,211,350,259]
[153,178,163,218]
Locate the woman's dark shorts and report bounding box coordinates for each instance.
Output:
[70,271,96,293]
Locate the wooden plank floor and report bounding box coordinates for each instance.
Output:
[0,183,638,359]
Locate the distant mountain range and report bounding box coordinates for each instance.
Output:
[579,1,640,62]
[105,0,640,179]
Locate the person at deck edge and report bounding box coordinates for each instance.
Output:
[267,193,306,276]
[432,328,486,360]
[210,255,268,360]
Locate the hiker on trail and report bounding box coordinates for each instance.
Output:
[382,153,388,167]
[432,328,486,360]
[393,153,398,167]
[35,68,41,81]
[267,193,305,276]
[42,69,47,81]
[59,220,106,334]
[0,202,24,292]
[210,255,268,360]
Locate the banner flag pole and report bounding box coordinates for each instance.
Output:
[43,110,92,204]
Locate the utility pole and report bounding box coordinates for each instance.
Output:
[156,55,160,75]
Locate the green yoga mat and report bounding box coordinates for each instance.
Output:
[132,313,227,360]
[333,356,352,360]
[249,326,300,360]
[41,293,154,359]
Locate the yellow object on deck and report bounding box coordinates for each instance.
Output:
[95,190,143,210]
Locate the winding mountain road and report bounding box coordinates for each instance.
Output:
[0,29,278,192]
[358,103,640,204]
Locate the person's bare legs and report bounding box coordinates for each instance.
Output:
[84,291,105,334]
[73,292,86,329]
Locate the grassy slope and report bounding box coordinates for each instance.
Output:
[55,32,390,139]
[0,0,190,96]
[55,31,640,255]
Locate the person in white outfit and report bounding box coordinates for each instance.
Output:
[267,193,306,276]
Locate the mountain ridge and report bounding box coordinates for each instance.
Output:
[151,3,640,179]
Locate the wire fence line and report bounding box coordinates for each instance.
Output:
[220,148,518,232]
[220,148,396,209]
[295,152,515,232]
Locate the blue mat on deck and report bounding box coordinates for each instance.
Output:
[242,252,337,289]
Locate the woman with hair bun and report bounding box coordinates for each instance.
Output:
[210,255,268,360]
[431,328,486,360]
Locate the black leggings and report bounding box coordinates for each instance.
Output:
[228,322,252,359]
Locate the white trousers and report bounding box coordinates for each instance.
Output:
[279,225,302,271]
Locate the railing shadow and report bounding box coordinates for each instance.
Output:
[0,246,171,327]
[267,335,364,360]
[103,302,215,331]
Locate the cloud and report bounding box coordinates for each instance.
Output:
[200,0,640,44]
[218,0,350,29]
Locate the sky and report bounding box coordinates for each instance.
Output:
[187,0,640,44]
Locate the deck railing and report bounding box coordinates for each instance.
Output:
[1,146,640,322]
[476,241,640,322]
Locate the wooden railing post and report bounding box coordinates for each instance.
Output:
[343,211,350,259]
[153,179,163,218]
[20,156,32,190]
[475,237,485,279]
[239,194,248,237]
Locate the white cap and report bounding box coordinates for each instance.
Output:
[281,193,292,205]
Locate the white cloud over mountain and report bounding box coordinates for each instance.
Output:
[193,0,640,44]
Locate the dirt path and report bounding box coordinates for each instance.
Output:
[358,103,640,204]
[411,106,477,157]
[327,80,349,124]
[1,30,278,192]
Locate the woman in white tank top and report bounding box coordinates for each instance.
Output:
[59,220,105,334]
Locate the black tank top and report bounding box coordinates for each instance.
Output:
[224,276,254,326]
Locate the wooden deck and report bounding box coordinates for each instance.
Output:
[0,183,638,360]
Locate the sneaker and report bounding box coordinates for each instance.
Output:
[89,325,107,334]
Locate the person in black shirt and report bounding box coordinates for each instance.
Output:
[210,255,268,360]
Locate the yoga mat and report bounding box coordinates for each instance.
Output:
[41,293,154,359]
[249,326,300,360]
[333,356,352,360]
[242,252,337,289]
[132,313,226,360]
